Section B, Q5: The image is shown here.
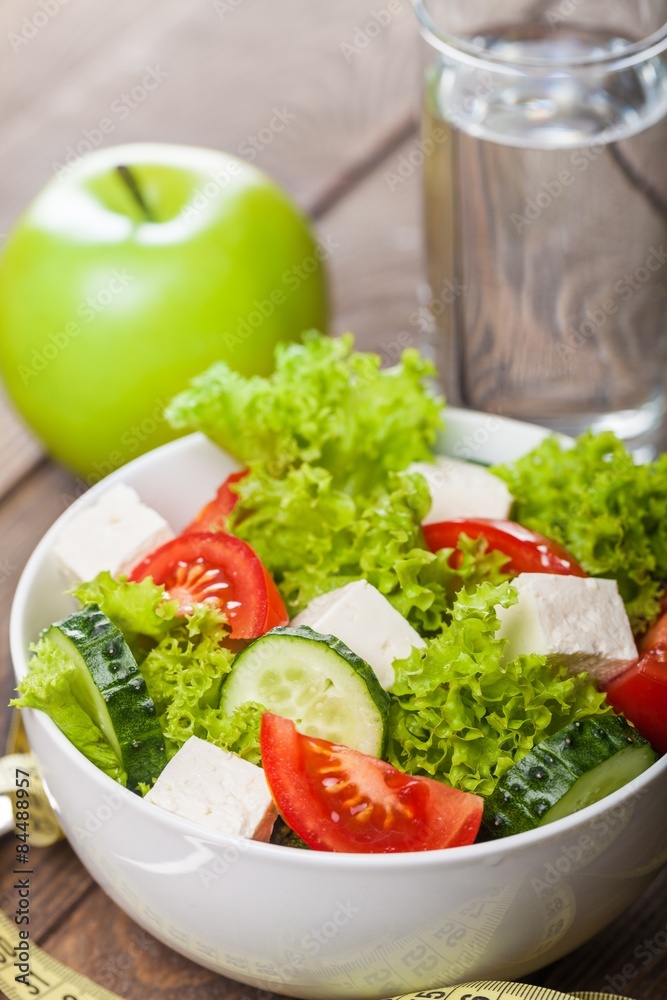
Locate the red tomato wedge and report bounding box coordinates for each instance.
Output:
[422,518,587,577]
[184,469,249,534]
[605,648,667,754]
[130,531,287,640]
[260,713,483,853]
[639,603,667,653]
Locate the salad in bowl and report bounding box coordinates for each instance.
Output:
[11,332,667,857]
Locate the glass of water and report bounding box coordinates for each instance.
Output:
[414,0,667,453]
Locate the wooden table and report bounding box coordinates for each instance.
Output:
[0,2,665,997]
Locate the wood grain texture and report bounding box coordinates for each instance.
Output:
[0,0,418,220]
[0,839,93,941]
[42,889,246,1000]
[0,397,42,500]
[532,867,667,1000]
[0,0,418,501]
[0,461,78,749]
[326,134,424,357]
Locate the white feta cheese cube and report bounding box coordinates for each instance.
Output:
[145,737,277,841]
[292,579,425,690]
[496,573,637,683]
[408,456,514,525]
[54,483,174,583]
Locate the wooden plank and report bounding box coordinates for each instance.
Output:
[0,462,78,748]
[0,840,93,941]
[42,889,241,1000]
[0,396,42,498]
[326,133,424,357]
[0,462,95,936]
[0,0,418,227]
[532,867,667,999]
[0,0,419,501]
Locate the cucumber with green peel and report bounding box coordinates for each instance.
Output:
[45,605,167,792]
[218,625,390,756]
[484,715,657,838]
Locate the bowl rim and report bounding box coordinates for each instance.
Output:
[10,411,667,871]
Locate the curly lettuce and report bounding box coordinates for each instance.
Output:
[137,604,233,757]
[72,573,177,656]
[167,331,511,633]
[494,432,667,631]
[199,701,265,766]
[386,582,610,795]
[166,331,444,494]
[232,467,511,632]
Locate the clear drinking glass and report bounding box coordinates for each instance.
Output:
[414,0,667,454]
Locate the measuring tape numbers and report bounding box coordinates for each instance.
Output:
[387,985,636,1000]
[0,911,638,1000]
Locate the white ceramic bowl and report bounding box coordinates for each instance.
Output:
[10,410,667,999]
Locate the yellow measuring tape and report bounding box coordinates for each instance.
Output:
[388,989,635,1000]
[0,909,638,1000]
[0,714,62,848]
[0,720,637,1000]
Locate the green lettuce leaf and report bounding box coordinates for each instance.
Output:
[71,572,178,658]
[493,432,667,631]
[233,468,511,632]
[11,638,126,785]
[166,331,444,494]
[386,582,610,795]
[166,331,513,635]
[198,701,265,766]
[138,603,234,757]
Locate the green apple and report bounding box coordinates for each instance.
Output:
[0,143,328,480]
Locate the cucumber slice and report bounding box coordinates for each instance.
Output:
[484,715,657,838]
[45,605,167,792]
[219,625,390,756]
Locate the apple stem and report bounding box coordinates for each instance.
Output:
[116,164,155,222]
